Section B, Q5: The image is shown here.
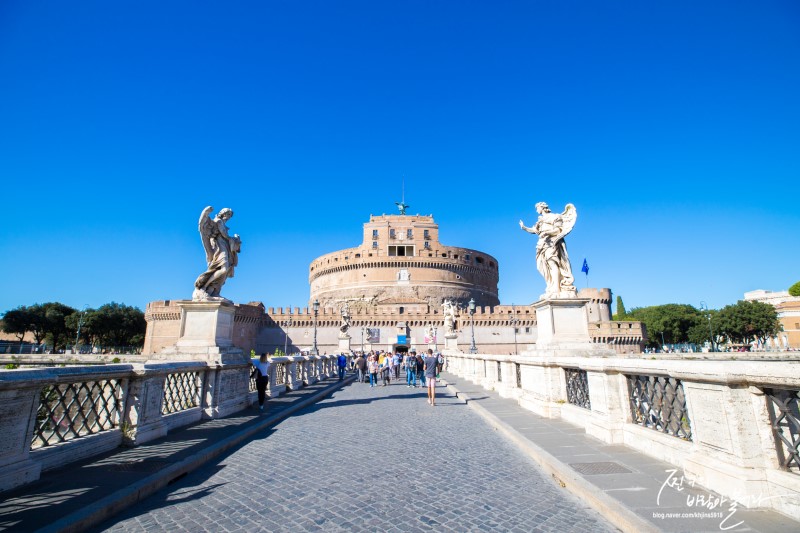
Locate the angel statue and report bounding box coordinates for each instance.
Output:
[442,300,457,335]
[339,303,351,336]
[519,202,577,298]
[193,206,241,301]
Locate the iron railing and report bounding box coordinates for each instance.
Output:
[565,368,591,410]
[32,379,122,448]
[627,374,692,440]
[765,387,800,473]
[249,368,258,392]
[162,371,201,415]
[276,363,286,385]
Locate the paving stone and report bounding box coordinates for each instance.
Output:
[95,381,614,532]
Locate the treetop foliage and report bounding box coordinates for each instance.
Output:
[1,302,145,349]
[789,281,800,297]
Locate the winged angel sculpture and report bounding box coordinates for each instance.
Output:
[193,206,241,301]
[519,202,577,298]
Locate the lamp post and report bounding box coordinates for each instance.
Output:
[312,299,319,355]
[74,305,88,354]
[509,304,519,355]
[700,301,715,352]
[283,316,293,356]
[468,298,477,354]
[361,325,365,353]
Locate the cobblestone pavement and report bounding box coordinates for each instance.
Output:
[97,378,616,532]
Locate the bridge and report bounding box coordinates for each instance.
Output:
[0,352,799,532]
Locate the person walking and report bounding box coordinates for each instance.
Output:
[424,348,438,406]
[415,351,425,388]
[250,353,271,413]
[404,351,417,387]
[355,353,367,383]
[337,353,347,381]
[381,354,392,386]
[393,352,401,378]
[368,354,379,387]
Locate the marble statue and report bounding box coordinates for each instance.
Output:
[442,300,457,335]
[425,323,436,344]
[193,206,241,301]
[339,303,351,336]
[519,202,577,297]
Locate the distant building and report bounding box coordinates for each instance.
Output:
[744,290,800,349]
[144,211,646,355]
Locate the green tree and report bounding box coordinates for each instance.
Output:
[715,300,780,346]
[613,296,627,320]
[27,302,77,351]
[627,304,704,348]
[789,281,800,297]
[91,303,146,347]
[1,306,33,343]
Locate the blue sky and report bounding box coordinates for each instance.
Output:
[1,1,798,314]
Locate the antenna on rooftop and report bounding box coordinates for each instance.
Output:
[395,175,409,215]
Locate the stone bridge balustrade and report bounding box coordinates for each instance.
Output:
[443,351,800,521]
[1,354,340,493]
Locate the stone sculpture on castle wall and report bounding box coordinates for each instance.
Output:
[193,206,241,302]
[519,202,577,298]
[339,303,351,337]
[442,299,457,336]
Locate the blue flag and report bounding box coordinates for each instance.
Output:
[581,259,589,274]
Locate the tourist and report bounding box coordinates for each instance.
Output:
[424,348,438,406]
[337,352,347,381]
[436,352,444,378]
[381,354,392,386]
[368,354,379,387]
[415,351,425,387]
[355,353,367,383]
[393,352,401,378]
[404,351,417,387]
[250,353,271,413]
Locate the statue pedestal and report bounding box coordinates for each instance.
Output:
[338,335,351,353]
[444,333,458,352]
[533,297,593,349]
[153,300,248,419]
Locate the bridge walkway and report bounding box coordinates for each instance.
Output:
[1,370,798,532]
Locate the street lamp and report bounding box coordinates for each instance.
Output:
[660,331,666,352]
[283,316,293,355]
[700,302,715,352]
[468,298,477,354]
[312,299,320,355]
[74,305,88,354]
[510,304,519,355]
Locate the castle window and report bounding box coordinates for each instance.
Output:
[388,245,414,257]
[453,254,459,259]
[465,254,470,261]
[424,230,430,239]
[372,241,378,249]
[389,229,396,239]
[372,229,378,238]
[424,241,430,249]
[525,327,531,333]
[355,253,361,258]
[399,307,404,314]
[407,229,413,239]
[476,257,484,264]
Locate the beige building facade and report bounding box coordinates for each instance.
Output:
[744,289,800,349]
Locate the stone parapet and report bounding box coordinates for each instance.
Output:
[445,351,800,521]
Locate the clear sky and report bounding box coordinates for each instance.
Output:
[1,1,798,314]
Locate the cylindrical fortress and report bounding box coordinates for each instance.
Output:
[309,214,499,310]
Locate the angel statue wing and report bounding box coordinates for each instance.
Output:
[197,206,215,265]
[554,203,577,242]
